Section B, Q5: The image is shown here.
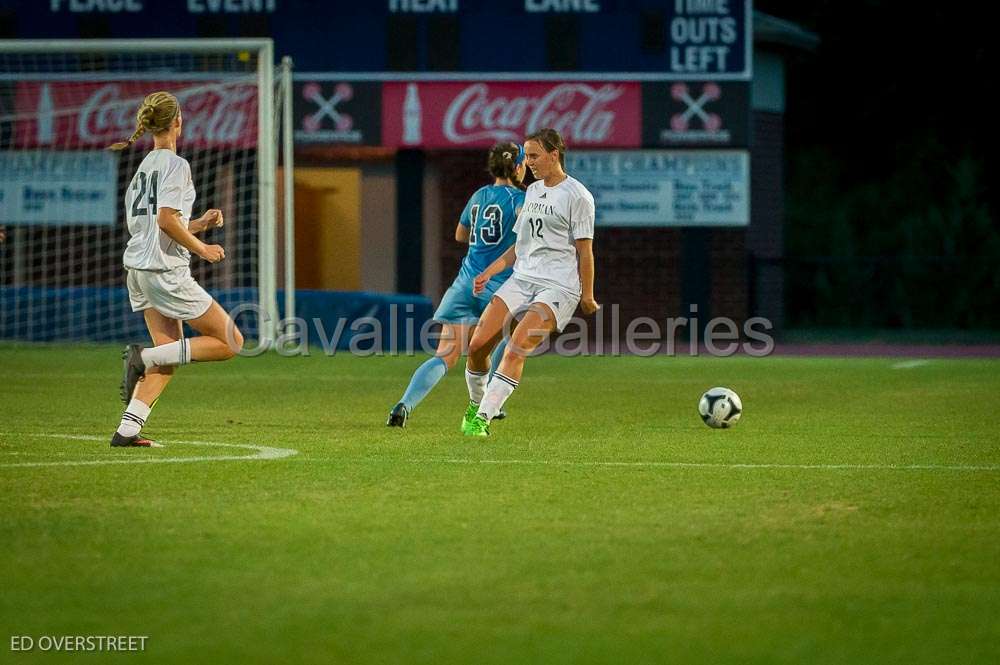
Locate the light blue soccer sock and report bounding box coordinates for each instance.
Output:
[399,356,449,412]
[488,337,508,379]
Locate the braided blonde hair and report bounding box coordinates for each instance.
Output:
[107,91,179,151]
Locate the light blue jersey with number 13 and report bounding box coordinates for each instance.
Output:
[457,184,524,289]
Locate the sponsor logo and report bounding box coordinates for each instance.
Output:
[16,80,257,149]
[662,82,729,143]
[385,81,640,148]
[297,82,363,144]
[442,83,625,144]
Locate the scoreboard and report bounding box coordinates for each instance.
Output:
[9,0,752,78]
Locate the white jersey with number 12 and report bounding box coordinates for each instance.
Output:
[512,175,595,297]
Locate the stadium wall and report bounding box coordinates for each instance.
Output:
[0,287,432,350]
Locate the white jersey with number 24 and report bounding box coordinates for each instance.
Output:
[123,149,196,272]
[512,175,595,297]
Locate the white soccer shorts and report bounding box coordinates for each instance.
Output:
[127,266,213,321]
[493,276,579,332]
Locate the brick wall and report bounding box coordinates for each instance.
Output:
[711,228,747,323]
[431,152,484,290]
[595,227,681,338]
[747,111,785,329]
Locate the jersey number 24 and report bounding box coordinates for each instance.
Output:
[130,171,159,219]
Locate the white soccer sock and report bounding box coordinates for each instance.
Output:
[116,398,152,437]
[478,372,518,421]
[465,367,489,404]
[141,339,192,368]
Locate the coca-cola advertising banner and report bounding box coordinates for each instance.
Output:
[14,80,257,150]
[642,81,750,148]
[382,82,642,149]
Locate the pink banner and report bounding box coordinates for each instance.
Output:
[382,81,641,149]
[14,80,258,150]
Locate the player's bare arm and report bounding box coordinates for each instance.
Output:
[455,223,470,243]
[188,208,224,234]
[473,245,516,294]
[157,207,224,263]
[576,238,599,314]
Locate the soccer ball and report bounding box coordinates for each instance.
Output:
[698,387,742,429]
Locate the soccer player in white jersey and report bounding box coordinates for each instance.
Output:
[106,91,244,447]
[461,128,600,437]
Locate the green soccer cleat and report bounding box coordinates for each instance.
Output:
[461,401,479,434]
[463,415,490,437]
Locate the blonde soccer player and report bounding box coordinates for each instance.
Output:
[461,128,599,436]
[107,91,243,447]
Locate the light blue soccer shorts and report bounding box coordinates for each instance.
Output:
[433,272,505,324]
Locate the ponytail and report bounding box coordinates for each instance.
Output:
[107,91,178,151]
[107,125,146,152]
[487,141,524,184]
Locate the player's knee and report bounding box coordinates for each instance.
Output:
[505,338,532,360]
[226,325,244,357]
[508,327,544,357]
[437,346,460,369]
[468,335,489,358]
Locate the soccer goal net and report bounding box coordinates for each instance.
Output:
[0,39,283,344]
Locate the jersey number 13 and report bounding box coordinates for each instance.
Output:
[469,203,504,246]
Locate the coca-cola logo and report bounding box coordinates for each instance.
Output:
[19,80,257,148]
[442,83,625,144]
[76,83,254,145]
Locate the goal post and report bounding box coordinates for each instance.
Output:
[0,38,284,345]
[280,55,296,338]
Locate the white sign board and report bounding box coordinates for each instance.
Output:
[0,151,118,226]
[566,150,749,227]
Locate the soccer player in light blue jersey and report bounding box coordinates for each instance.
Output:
[387,142,526,427]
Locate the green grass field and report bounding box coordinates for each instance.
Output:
[2,343,999,664]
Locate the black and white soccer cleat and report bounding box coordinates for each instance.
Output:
[386,402,409,428]
[120,343,146,404]
[111,432,157,447]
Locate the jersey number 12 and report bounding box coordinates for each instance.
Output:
[527,217,544,239]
